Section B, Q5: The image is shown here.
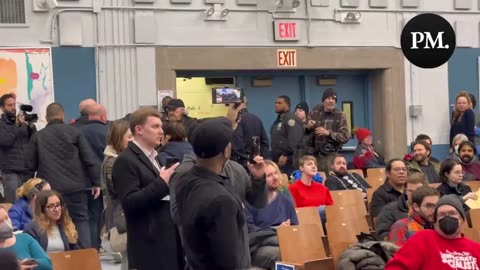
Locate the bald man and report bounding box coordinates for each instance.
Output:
[72,98,97,127]
[79,103,109,250]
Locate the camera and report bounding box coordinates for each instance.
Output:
[319,139,338,155]
[20,105,39,123]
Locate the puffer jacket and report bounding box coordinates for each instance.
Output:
[0,114,36,174]
[8,198,33,231]
[26,119,100,194]
[337,240,399,270]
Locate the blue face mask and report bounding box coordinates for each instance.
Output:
[0,220,13,241]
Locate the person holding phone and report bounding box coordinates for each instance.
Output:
[112,108,184,270]
[158,121,194,166]
[0,205,52,270]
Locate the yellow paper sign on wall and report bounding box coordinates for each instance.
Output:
[176,77,233,119]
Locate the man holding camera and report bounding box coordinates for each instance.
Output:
[0,94,36,203]
[307,88,350,174]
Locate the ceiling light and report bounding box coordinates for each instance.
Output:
[221,8,229,17]
[205,7,215,16]
[292,0,300,8]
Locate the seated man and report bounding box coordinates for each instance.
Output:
[376,173,427,240]
[388,186,439,247]
[325,154,371,200]
[289,155,333,225]
[457,141,480,181]
[404,134,440,163]
[407,140,441,183]
[371,159,407,218]
[245,160,298,270]
[385,195,480,270]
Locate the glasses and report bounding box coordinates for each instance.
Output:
[392,168,407,172]
[436,211,461,220]
[421,203,436,210]
[46,203,62,211]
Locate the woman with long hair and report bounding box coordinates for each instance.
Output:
[102,119,133,269]
[437,159,477,212]
[24,190,78,252]
[8,178,51,231]
[450,91,475,145]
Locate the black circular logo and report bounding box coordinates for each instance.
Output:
[401,13,456,69]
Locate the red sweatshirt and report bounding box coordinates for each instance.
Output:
[288,180,334,207]
[385,229,480,270]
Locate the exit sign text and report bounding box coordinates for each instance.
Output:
[274,21,300,41]
[277,49,297,68]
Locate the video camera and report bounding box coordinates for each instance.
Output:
[20,105,38,123]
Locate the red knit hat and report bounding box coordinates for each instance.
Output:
[356,128,371,143]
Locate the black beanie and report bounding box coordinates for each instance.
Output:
[167,99,185,110]
[322,88,337,102]
[191,117,233,159]
[434,194,466,221]
[295,102,309,115]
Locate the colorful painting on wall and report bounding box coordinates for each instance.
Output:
[0,48,55,129]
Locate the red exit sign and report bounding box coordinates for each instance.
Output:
[273,21,300,41]
[277,49,297,68]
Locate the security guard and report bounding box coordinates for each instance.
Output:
[270,95,304,175]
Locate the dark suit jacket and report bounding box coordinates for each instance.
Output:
[24,222,78,252]
[112,141,184,270]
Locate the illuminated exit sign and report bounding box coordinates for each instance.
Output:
[273,21,299,41]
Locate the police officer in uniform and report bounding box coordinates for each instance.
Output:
[270,95,304,176]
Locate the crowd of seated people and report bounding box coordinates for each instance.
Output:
[2,89,480,270]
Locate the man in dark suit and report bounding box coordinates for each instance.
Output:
[112,108,184,270]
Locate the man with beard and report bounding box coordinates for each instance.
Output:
[245,159,298,270]
[457,141,480,181]
[324,154,371,200]
[388,186,439,247]
[0,94,36,203]
[375,173,427,240]
[385,195,480,270]
[407,140,441,183]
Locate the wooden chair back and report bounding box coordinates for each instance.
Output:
[296,207,323,228]
[277,224,328,264]
[49,249,101,270]
[0,203,13,211]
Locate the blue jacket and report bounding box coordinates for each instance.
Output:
[158,141,194,166]
[8,198,33,231]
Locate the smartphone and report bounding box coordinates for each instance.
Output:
[212,87,243,104]
[165,157,180,169]
[249,136,260,164]
[22,259,38,266]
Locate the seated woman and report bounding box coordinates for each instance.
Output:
[0,205,52,270]
[288,155,334,224]
[24,190,78,252]
[245,160,298,270]
[437,159,477,212]
[353,128,385,169]
[8,178,51,231]
[158,121,194,166]
[447,134,468,161]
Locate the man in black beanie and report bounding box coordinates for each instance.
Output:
[386,194,480,269]
[308,88,350,174]
[174,117,266,270]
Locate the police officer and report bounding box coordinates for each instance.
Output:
[270,95,304,175]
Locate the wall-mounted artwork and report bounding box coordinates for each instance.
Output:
[0,48,54,129]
